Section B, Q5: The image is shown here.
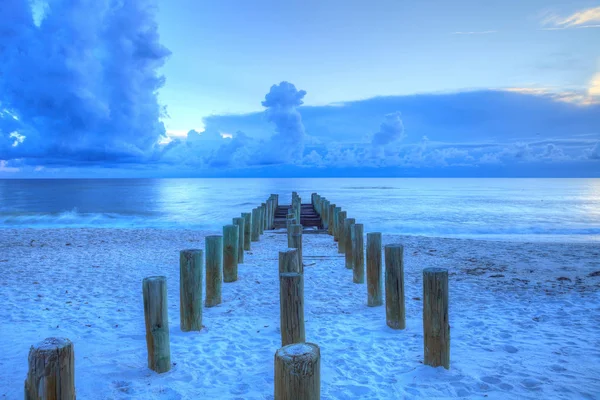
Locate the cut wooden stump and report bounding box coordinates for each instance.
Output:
[251,208,260,242]
[367,232,383,306]
[279,272,305,346]
[274,343,320,400]
[242,212,252,251]
[344,218,356,270]
[290,233,303,270]
[179,249,203,331]
[337,211,347,254]
[232,217,245,264]
[279,248,300,274]
[223,224,239,282]
[352,223,365,283]
[205,235,223,307]
[24,337,75,400]
[142,276,171,373]
[423,267,450,369]
[385,244,405,330]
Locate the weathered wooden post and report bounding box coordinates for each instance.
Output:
[279,248,300,274]
[24,338,75,399]
[423,268,450,369]
[344,218,356,270]
[337,210,347,254]
[205,235,223,307]
[287,223,302,247]
[262,202,268,231]
[242,212,252,251]
[328,204,336,235]
[333,206,341,241]
[142,276,171,373]
[322,200,329,230]
[352,223,364,283]
[259,204,265,235]
[385,244,405,330]
[366,232,383,306]
[232,217,245,264]
[289,233,303,271]
[180,249,203,331]
[279,272,305,346]
[223,224,239,282]
[251,208,260,242]
[274,343,320,400]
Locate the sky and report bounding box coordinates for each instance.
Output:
[0,0,599,177]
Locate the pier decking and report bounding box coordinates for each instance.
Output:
[273,204,322,229]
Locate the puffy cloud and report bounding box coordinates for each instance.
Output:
[0,0,170,163]
[260,81,307,164]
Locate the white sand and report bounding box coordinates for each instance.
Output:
[1,228,599,399]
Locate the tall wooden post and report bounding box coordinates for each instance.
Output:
[423,268,450,369]
[24,338,75,400]
[179,249,203,331]
[290,233,303,271]
[337,211,347,254]
[279,272,305,346]
[223,224,239,282]
[274,343,320,400]
[259,204,265,235]
[251,208,260,242]
[233,217,245,264]
[352,223,364,283]
[322,200,329,230]
[287,223,302,247]
[385,244,405,330]
[327,203,336,235]
[205,235,223,307]
[344,218,356,269]
[142,276,171,373]
[242,212,252,251]
[333,207,341,241]
[366,232,383,306]
[279,248,300,274]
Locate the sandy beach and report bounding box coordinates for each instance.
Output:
[1,228,599,399]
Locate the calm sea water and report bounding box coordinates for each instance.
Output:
[0,178,599,242]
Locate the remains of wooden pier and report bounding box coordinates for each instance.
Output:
[25,190,451,400]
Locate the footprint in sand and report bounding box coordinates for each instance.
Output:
[503,344,518,353]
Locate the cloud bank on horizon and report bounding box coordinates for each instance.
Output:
[0,1,599,177]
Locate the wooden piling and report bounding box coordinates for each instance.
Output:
[223,224,239,282]
[142,276,171,373]
[327,203,336,235]
[274,343,320,400]
[279,272,305,346]
[290,233,303,270]
[322,200,329,230]
[179,249,203,331]
[352,223,364,283]
[423,268,450,369]
[205,235,223,307]
[385,244,405,330]
[279,248,300,274]
[287,223,302,247]
[333,207,341,241]
[233,217,245,264]
[259,204,265,234]
[337,211,347,254]
[366,232,383,306]
[251,208,260,242]
[24,337,75,400]
[242,212,252,250]
[344,218,356,269]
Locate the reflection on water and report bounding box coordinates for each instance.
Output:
[0,178,599,242]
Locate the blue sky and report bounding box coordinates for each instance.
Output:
[0,0,599,177]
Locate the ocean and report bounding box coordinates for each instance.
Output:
[1,178,598,242]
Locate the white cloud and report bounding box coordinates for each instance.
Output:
[542,7,600,29]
